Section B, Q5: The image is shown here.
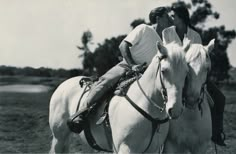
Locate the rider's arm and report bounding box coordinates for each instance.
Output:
[119,24,146,70]
[119,40,136,66]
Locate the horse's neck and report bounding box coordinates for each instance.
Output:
[127,59,164,116]
[138,60,161,99]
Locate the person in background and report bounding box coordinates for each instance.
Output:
[67,7,173,134]
[165,4,226,146]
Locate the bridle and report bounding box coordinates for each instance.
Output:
[125,54,168,113]
[183,49,211,113]
[183,77,207,112]
[135,55,168,112]
[123,55,169,153]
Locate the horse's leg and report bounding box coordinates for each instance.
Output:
[50,135,70,154]
[49,95,72,153]
[163,140,186,154]
[49,120,71,154]
[117,143,132,154]
[191,142,209,154]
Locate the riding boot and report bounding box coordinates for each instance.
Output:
[67,107,91,133]
[67,78,109,134]
[207,81,226,146]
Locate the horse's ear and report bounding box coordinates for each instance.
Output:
[183,39,191,53]
[206,39,215,53]
[156,41,166,55]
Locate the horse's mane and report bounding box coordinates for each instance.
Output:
[164,42,188,71]
[185,44,211,72]
[143,42,188,80]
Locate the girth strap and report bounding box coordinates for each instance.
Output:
[124,95,169,153]
[145,122,160,153]
[84,122,112,152]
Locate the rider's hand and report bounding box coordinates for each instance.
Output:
[131,64,145,72]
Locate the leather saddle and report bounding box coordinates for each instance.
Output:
[78,65,145,152]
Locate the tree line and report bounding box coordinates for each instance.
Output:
[0,65,83,78]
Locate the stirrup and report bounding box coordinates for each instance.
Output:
[67,108,89,133]
[67,116,86,134]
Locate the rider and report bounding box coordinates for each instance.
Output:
[67,7,173,134]
[165,4,226,146]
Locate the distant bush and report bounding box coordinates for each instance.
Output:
[0,65,84,78]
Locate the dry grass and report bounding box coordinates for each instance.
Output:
[0,79,235,153]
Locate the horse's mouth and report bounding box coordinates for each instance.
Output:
[168,108,183,120]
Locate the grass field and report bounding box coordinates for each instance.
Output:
[0,76,235,153]
[0,92,52,153]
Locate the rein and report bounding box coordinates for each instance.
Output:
[136,79,166,112]
[183,82,206,112]
[124,55,169,153]
[135,55,168,112]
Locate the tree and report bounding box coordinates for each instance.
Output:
[91,20,146,76]
[171,0,236,82]
[77,30,95,75]
[130,18,147,29]
[93,35,126,76]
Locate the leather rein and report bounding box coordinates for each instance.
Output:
[124,55,169,153]
[183,81,206,112]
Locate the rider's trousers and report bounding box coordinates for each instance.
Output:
[85,60,127,107]
[207,81,226,135]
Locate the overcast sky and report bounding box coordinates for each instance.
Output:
[0,0,235,69]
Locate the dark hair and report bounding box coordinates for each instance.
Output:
[149,7,167,24]
[171,4,190,26]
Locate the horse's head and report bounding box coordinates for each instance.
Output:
[184,39,214,105]
[155,42,188,119]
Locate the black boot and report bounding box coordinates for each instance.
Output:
[211,103,226,146]
[207,81,226,146]
[211,131,226,146]
[67,107,90,134]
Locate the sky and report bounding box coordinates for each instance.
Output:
[0,0,235,69]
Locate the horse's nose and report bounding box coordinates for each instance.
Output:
[167,108,173,118]
[167,107,182,119]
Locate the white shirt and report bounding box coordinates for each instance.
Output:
[124,24,162,65]
[162,26,202,46]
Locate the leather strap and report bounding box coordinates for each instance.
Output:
[124,95,169,124]
[143,122,159,153]
[84,122,112,152]
[124,95,169,153]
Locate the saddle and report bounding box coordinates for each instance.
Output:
[78,67,145,152]
[79,68,142,122]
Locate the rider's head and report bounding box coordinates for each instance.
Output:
[171,4,190,27]
[149,7,173,28]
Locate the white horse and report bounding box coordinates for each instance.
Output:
[49,42,188,153]
[163,39,215,154]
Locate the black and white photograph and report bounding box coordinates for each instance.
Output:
[0,0,235,153]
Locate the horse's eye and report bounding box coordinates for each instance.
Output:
[161,68,167,74]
